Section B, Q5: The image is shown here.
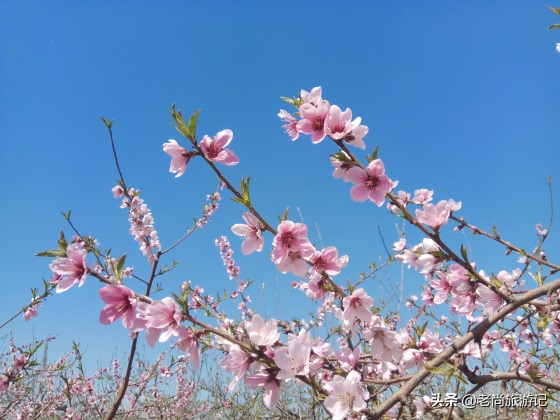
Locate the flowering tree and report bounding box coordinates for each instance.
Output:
[2,82,554,420]
[4,7,560,409]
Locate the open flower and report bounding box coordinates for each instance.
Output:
[231,212,264,255]
[163,139,196,177]
[175,326,201,370]
[200,129,239,165]
[50,244,88,293]
[140,297,183,347]
[99,284,138,329]
[296,101,331,143]
[346,159,394,206]
[324,370,368,420]
[278,110,300,141]
[245,314,280,346]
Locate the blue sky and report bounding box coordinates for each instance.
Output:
[1,2,559,368]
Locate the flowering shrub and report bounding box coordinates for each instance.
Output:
[3,80,559,420]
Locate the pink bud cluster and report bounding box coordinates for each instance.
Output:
[215,235,240,280]
[113,187,161,263]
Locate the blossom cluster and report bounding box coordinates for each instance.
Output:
[113,186,161,264]
[29,86,559,420]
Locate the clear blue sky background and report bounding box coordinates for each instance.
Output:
[1,2,559,369]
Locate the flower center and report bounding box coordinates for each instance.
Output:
[206,144,220,159]
[364,175,379,190]
[342,392,355,407]
[313,117,324,131]
[282,232,295,248]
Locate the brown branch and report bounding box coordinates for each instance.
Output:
[450,215,560,273]
[366,276,560,419]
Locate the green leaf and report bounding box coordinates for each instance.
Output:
[62,211,71,221]
[170,104,190,139]
[241,177,251,202]
[187,109,201,141]
[280,96,302,108]
[58,230,68,252]
[548,6,560,16]
[460,244,469,262]
[35,249,66,258]
[331,152,351,162]
[370,144,379,161]
[115,253,127,280]
[491,224,500,238]
[100,116,113,129]
[424,364,451,375]
[277,207,290,223]
[548,23,560,30]
[231,197,247,205]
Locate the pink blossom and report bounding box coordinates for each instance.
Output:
[296,101,331,143]
[393,238,406,252]
[141,297,183,347]
[335,345,360,372]
[111,185,124,198]
[200,129,239,165]
[274,249,310,277]
[342,116,368,149]
[412,189,433,205]
[477,285,505,317]
[429,273,451,305]
[324,105,353,140]
[324,370,368,420]
[388,190,411,213]
[271,220,315,262]
[175,326,200,370]
[309,246,349,277]
[421,287,435,305]
[275,329,312,380]
[231,212,264,255]
[163,139,196,177]
[300,86,323,105]
[245,367,281,409]
[364,316,401,362]
[346,159,394,206]
[0,375,8,392]
[402,347,426,369]
[245,314,280,347]
[278,110,300,141]
[497,269,521,289]
[309,338,334,373]
[536,224,548,237]
[50,244,88,293]
[460,340,482,359]
[418,329,443,354]
[99,284,138,329]
[305,272,327,301]
[23,298,40,321]
[413,396,433,419]
[415,200,453,229]
[330,152,356,182]
[342,288,374,325]
[13,354,27,371]
[220,344,250,392]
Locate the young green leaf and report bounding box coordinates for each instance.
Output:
[187,109,201,141]
[100,116,113,129]
[115,253,127,280]
[460,244,469,262]
[548,6,560,16]
[35,249,66,258]
[58,230,68,252]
